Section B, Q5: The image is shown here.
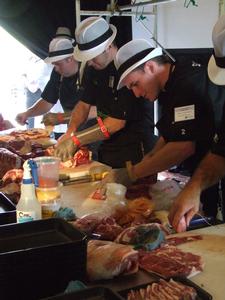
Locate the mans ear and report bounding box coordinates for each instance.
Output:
[144,60,155,74]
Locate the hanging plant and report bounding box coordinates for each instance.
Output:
[184,0,198,8]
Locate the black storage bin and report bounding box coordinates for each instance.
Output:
[0,218,87,300]
[43,286,124,300]
[0,192,16,225]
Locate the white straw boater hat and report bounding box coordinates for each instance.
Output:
[55,27,75,43]
[115,39,163,89]
[74,17,117,62]
[44,27,74,64]
[208,14,225,85]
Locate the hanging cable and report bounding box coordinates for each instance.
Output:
[135,13,176,62]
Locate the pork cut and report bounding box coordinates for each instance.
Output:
[87,240,139,281]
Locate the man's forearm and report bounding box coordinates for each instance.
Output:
[189,152,225,191]
[143,136,166,159]
[68,101,90,133]
[133,141,195,179]
[27,99,53,117]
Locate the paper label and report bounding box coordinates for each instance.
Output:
[174,105,195,122]
[17,211,36,223]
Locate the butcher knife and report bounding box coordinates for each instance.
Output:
[59,174,92,185]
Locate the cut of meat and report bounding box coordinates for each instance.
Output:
[87,240,139,281]
[115,223,167,251]
[165,235,203,246]
[60,147,92,168]
[73,147,91,166]
[113,197,155,228]
[9,128,50,140]
[126,279,197,300]
[139,245,204,278]
[94,217,123,241]
[72,213,123,241]
[0,148,24,178]
[2,169,23,185]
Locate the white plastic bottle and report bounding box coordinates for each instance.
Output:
[16,160,42,223]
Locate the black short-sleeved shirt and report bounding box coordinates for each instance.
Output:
[81,62,155,167]
[41,68,82,112]
[211,102,225,158]
[156,61,225,174]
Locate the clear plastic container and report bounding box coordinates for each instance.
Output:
[35,182,62,219]
[34,156,60,188]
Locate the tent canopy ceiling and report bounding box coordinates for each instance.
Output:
[0,0,132,59]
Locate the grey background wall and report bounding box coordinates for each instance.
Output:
[132,0,220,48]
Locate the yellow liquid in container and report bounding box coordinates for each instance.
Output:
[35,183,62,218]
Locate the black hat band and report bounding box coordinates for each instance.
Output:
[213,50,225,68]
[55,33,73,39]
[49,48,74,57]
[117,48,154,79]
[77,27,113,51]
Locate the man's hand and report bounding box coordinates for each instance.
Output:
[42,113,62,126]
[92,168,132,199]
[16,112,28,125]
[168,184,201,232]
[56,132,72,145]
[54,137,77,162]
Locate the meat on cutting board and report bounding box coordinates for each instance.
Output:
[139,245,204,278]
[165,235,203,246]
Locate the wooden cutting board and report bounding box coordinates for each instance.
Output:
[172,224,225,300]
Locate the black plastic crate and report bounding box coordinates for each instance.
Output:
[0,192,16,225]
[43,286,124,300]
[119,276,212,300]
[0,218,87,300]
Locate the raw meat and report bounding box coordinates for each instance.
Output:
[127,278,197,300]
[165,235,203,246]
[72,213,123,241]
[87,239,139,281]
[0,148,24,178]
[115,223,167,250]
[139,245,204,278]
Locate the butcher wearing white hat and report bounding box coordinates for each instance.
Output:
[169,14,225,233]
[100,38,225,221]
[16,27,98,155]
[55,17,156,169]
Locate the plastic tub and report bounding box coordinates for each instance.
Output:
[34,156,60,188]
[36,182,62,218]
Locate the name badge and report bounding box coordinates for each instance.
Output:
[109,76,114,88]
[174,105,195,122]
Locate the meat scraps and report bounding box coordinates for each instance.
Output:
[165,235,203,246]
[127,278,197,300]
